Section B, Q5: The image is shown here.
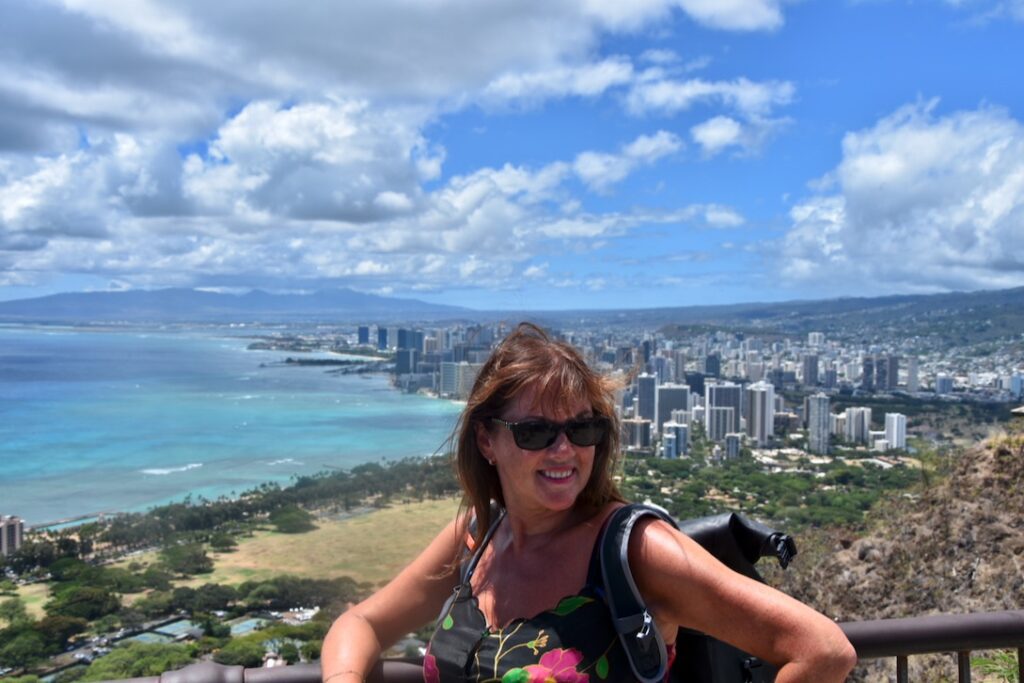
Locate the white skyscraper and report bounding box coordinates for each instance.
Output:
[885,413,907,450]
[807,393,830,455]
[746,381,775,448]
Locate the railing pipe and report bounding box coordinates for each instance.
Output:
[96,610,1024,683]
[839,609,1024,659]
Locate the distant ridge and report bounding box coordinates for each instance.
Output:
[0,287,470,324]
[1,285,1021,331]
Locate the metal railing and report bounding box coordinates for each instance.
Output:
[840,609,1024,682]
[103,609,1024,683]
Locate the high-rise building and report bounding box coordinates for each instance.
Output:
[884,356,900,391]
[396,348,419,375]
[1,515,24,557]
[844,407,872,444]
[684,372,706,397]
[808,332,825,348]
[724,433,743,459]
[357,326,370,345]
[935,373,954,394]
[661,432,677,459]
[655,384,690,434]
[705,383,742,436]
[874,357,888,392]
[704,354,721,378]
[823,366,838,390]
[377,327,388,351]
[1012,373,1024,399]
[439,361,481,399]
[860,357,875,392]
[807,393,830,455]
[907,357,920,392]
[706,406,735,442]
[637,374,657,421]
[802,354,819,387]
[885,413,907,450]
[745,381,775,448]
[622,418,652,448]
[663,421,689,457]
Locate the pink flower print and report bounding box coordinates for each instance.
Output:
[523,647,590,683]
[422,651,440,683]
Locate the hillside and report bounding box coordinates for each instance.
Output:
[770,430,1024,679]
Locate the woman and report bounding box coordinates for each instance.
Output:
[323,324,856,682]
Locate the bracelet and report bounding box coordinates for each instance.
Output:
[324,670,365,683]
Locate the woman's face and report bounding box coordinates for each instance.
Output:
[476,385,596,518]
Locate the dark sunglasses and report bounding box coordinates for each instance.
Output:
[490,416,609,451]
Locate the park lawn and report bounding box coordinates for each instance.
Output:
[175,497,460,589]
[15,582,50,619]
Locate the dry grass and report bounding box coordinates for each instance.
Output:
[15,582,50,619]
[128,497,461,590]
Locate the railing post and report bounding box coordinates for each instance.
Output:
[896,655,908,683]
[957,651,971,683]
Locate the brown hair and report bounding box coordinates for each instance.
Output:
[452,322,624,546]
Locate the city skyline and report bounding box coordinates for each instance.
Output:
[1,1,1023,309]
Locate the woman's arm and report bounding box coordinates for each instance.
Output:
[321,515,466,683]
[631,518,857,683]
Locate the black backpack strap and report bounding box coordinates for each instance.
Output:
[599,503,677,683]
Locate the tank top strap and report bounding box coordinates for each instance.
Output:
[461,505,506,584]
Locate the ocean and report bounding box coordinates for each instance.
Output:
[0,325,463,527]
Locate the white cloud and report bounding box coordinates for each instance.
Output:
[626,76,795,117]
[573,131,682,191]
[691,116,743,155]
[482,57,634,106]
[675,0,784,30]
[0,0,778,296]
[780,101,1024,292]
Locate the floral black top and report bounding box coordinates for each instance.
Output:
[423,510,675,683]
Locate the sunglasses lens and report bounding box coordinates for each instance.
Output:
[512,421,559,450]
[566,418,606,447]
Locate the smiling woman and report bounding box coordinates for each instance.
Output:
[321,323,857,683]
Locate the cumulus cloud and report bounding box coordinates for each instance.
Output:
[573,131,683,191]
[0,0,780,296]
[780,101,1024,292]
[691,116,743,155]
[690,114,788,155]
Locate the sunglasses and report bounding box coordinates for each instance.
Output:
[490,416,609,451]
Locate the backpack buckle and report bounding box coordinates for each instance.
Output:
[636,610,653,643]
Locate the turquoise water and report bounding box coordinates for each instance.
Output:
[0,325,463,526]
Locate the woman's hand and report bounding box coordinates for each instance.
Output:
[632,518,857,682]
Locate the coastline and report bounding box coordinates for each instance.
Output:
[2,324,462,526]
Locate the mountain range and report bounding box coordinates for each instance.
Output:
[0,285,1022,332]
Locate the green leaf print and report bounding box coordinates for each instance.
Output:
[595,654,610,679]
[442,613,454,630]
[501,668,530,683]
[552,595,593,616]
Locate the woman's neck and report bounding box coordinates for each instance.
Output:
[500,502,597,554]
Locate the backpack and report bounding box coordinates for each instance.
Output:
[597,504,798,683]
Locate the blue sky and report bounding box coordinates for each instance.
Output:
[1,0,1022,309]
